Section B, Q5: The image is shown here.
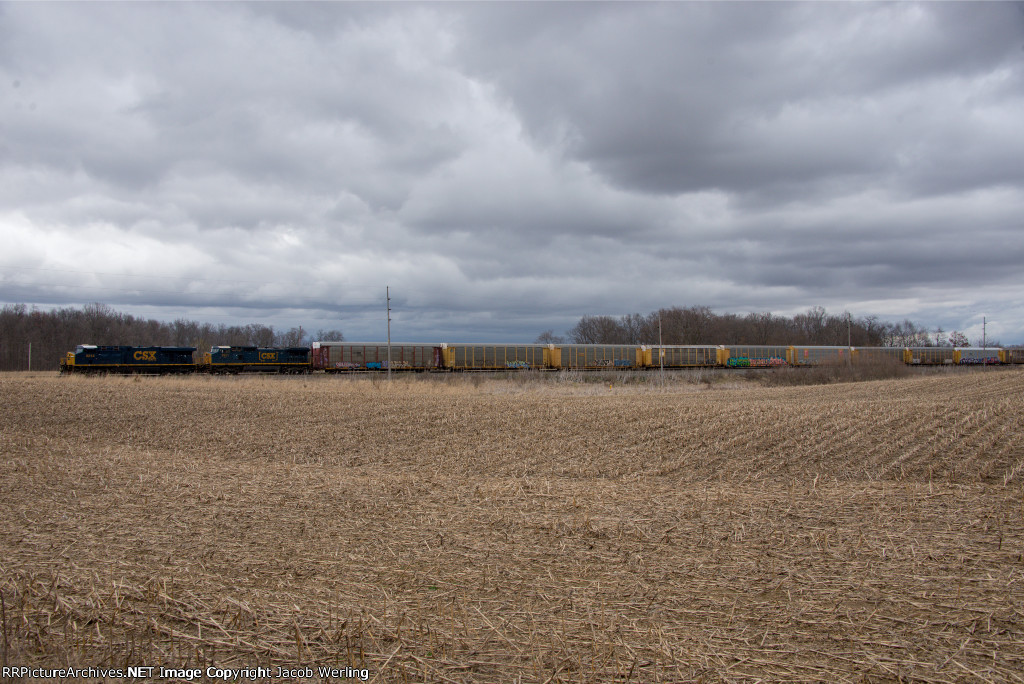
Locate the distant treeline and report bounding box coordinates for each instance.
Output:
[0,303,344,372]
[0,302,998,373]
[540,306,990,349]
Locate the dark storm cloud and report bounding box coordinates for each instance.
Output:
[1,2,1023,344]
[457,2,1024,199]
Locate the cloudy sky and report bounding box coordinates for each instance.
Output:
[2,2,1023,344]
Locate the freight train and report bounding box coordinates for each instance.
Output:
[60,345,312,374]
[58,342,1022,374]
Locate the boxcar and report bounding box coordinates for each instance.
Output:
[1005,348,1024,364]
[719,345,789,368]
[443,344,551,370]
[206,346,310,373]
[852,347,907,365]
[905,347,955,365]
[311,342,441,371]
[954,348,1003,365]
[60,345,196,374]
[788,346,852,366]
[554,344,644,369]
[646,345,719,368]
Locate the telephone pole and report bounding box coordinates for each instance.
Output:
[846,312,852,366]
[658,313,664,380]
[386,286,392,381]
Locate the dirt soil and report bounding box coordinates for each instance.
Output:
[1,370,1023,682]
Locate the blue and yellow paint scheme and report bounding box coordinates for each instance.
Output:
[204,346,310,374]
[59,345,196,374]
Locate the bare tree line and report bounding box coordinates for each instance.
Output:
[539,306,992,348]
[0,303,343,372]
[1,302,1001,372]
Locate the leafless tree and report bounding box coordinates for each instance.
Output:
[276,326,307,347]
[535,330,565,344]
[568,315,623,344]
[314,329,345,342]
[948,330,969,348]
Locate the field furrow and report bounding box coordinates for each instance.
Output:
[1,370,1023,683]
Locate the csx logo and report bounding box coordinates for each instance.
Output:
[133,351,157,361]
[259,352,278,361]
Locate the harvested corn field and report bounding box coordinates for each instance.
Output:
[1,370,1023,683]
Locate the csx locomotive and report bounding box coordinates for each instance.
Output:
[60,345,311,374]
[58,341,1023,374]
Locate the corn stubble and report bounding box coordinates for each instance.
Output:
[1,370,1024,682]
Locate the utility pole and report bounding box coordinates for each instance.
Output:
[658,313,664,379]
[983,316,987,351]
[846,312,852,366]
[28,342,31,371]
[386,286,392,381]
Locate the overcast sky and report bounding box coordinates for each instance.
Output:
[2,2,1023,344]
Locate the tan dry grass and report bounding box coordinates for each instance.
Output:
[1,370,1023,682]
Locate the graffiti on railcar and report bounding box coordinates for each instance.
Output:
[727,357,788,368]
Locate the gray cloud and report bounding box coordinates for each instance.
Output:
[1,2,1023,344]
[456,3,1024,199]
